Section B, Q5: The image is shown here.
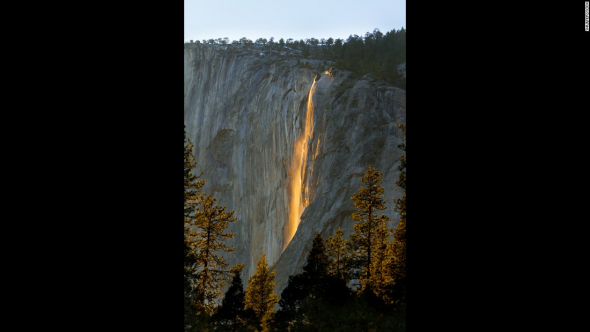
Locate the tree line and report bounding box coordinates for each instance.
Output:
[184,125,406,331]
[186,27,406,90]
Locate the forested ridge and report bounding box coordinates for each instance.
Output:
[185,27,406,90]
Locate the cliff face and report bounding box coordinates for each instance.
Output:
[184,43,406,294]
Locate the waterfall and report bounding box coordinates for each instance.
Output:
[283,76,318,252]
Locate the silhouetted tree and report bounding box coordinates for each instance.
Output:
[274,273,308,331]
[302,44,311,58]
[274,233,350,331]
[212,264,252,332]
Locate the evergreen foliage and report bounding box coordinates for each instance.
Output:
[244,253,279,331]
[184,126,242,330]
[193,191,238,314]
[274,273,308,331]
[274,233,350,331]
[184,127,206,331]
[183,117,406,330]
[349,165,391,293]
[212,264,254,332]
[186,27,406,89]
[302,233,328,279]
[387,124,406,307]
[325,227,352,283]
[371,221,393,299]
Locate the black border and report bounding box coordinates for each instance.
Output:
[410,2,589,329]
[28,3,184,330]
[12,1,589,330]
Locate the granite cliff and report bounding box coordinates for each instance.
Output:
[184,43,406,294]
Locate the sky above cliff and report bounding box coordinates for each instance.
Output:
[184,0,405,43]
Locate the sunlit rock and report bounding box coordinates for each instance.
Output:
[184,43,406,294]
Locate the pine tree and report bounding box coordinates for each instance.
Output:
[274,273,308,330]
[299,233,348,328]
[326,227,352,283]
[244,253,279,331]
[184,126,206,331]
[184,126,205,222]
[185,226,200,331]
[302,233,328,280]
[388,124,406,307]
[274,233,350,331]
[212,264,250,332]
[349,165,391,293]
[193,191,238,314]
[372,221,393,300]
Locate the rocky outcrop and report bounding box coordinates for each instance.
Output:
[184,43,406,294]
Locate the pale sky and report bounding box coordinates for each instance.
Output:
[184,0,405,43]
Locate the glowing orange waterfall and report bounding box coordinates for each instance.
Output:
[284,76,318,252]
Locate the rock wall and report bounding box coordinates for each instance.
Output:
[184,43,406,294]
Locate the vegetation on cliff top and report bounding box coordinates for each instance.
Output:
[185,27,406,90]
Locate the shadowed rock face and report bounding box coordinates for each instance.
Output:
[184,44,406,294]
